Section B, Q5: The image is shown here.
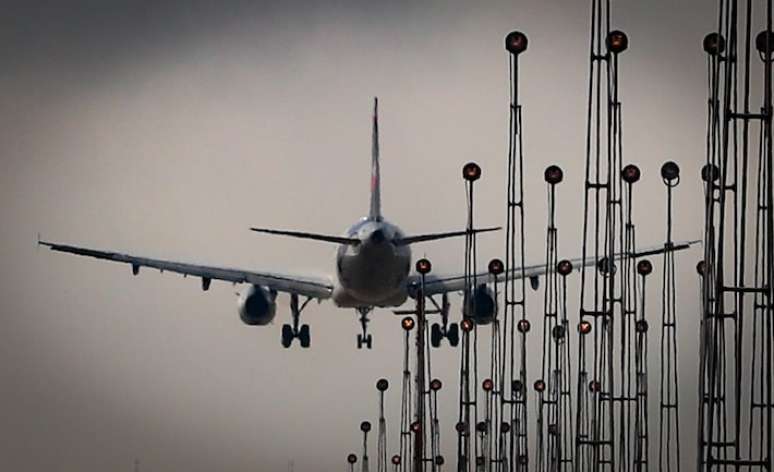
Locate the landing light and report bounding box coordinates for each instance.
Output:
[636,319,649,333]
[696,260,707,276]
[517,319,531,333]
[416,258,432,274]
[488,258,504,275]
[756,30,774,57]
[578,320,592,335]
[701,164,720,183]
[661,161,680,184]
[505,31,528,55]
[606,30,628,54]
[462,162,481,182]
[544,165,563,185]
[622,164,641,184]
[557,259,573,276]
[637,259,653,276]
[703,32,726,55]
[552,325,566,341]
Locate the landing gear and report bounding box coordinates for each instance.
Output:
[394,293,459,348]
[281,294,313,349]
[429,293,459,348]
[357,333,373,349]
[430,321,459,347]
[356,307,374,349]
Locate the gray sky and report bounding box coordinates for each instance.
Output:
[0,0,728,470]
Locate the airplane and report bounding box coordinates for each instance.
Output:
[39,98,699,349]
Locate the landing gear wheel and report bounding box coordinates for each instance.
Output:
[283,293,314,349]
[447,323,460,347]
[281,324,294,348]
[431,323,443,348]
[298,324,310,348]
[357,333,373,349]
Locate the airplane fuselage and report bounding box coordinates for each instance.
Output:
[332,217,411,308]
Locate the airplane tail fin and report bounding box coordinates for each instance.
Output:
[369,97,382,221]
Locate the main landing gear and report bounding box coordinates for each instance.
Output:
[356,307,373,349]
[393,293,459,348]
[429,293,459,348]
[282,294,313,348]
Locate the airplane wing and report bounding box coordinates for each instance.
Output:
[408,240,700,297]
[39,240,333,299]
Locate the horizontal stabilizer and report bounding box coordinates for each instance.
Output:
[249,227,360,245]
[396,227,500,246]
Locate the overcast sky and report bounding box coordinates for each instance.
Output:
[0,0,746,470]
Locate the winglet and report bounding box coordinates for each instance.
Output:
[369,97,382,222]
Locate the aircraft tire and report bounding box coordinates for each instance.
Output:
[447,323,460,347]
[281,324,294,348]
[298,324,311,348]
[430,323,443,348]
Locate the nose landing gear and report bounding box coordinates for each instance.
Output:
[281,294,312,348]
[356,307,373,349]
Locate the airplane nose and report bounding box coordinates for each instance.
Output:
[370,229,386,244]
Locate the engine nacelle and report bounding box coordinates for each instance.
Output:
[462,284,496,325]
[238,285,277,326]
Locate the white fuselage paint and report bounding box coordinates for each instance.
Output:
[332,217,412,308]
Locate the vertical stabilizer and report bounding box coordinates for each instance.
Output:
[369,97,382,221]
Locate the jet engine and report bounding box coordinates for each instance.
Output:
[238,285,277,326]
[462,284,496,325]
